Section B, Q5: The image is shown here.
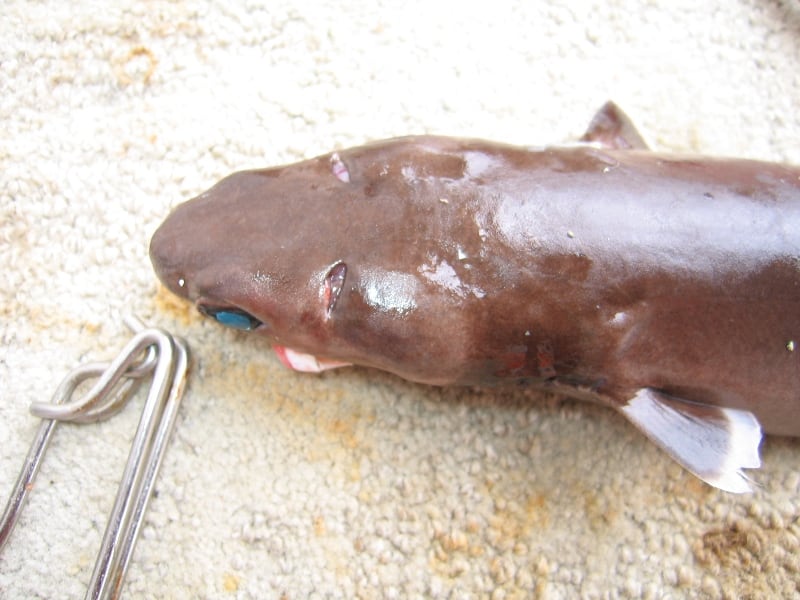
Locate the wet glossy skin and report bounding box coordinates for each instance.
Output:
[150,136,800,436]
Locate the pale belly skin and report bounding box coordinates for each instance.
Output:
[149,103,800,492]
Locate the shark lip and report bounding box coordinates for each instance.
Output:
[273,346,352,373]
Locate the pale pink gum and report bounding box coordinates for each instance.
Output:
[273,346,351,373]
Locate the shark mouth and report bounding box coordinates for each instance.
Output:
[273,346,352,373]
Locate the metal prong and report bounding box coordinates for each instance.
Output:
[0,316,191,600]
[100,336,190,598]
[0,413,58,550]
[86,330,190,600]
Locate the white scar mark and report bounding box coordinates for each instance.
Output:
[330,152,350,183]
[418,255,485,299]
[611,311,627,325]
[463,151,497,179]
[401,165,417,182]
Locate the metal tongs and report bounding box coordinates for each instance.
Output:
[0,315,190,599]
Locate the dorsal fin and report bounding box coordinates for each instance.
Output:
[580,101,649,150]
[618,388,762,493]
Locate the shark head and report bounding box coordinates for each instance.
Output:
[149,137,497,384]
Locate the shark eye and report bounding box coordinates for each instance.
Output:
[323,262,347,315]
[198,305,262,331]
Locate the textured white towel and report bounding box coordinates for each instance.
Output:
[2,1,799,597]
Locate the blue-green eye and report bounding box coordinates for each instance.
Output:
[198,306,262,331]
[215,311,255,330]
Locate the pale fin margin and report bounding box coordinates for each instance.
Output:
[580,101,650,150]
[619,388,762,493]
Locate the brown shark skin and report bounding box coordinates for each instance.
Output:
[150,136,800,436]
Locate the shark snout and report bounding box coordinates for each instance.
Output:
[149,216,191,299]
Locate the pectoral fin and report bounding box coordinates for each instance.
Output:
[581,101,650,150]
[618,388,762,493]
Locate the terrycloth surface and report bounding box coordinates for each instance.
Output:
[2,1,799,597]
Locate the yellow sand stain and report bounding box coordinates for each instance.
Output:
[153,283,195,326]
[428,481,550,585]
[427,491,550,591]
[199,350,374,499]
[534,555,550,599]
[82,320,102,335]
[113,45,158,86]
[243,361,271,386]
[21,305,96,337]
[583,490,619,532]
[222,573,239,592]
[346,461,361,482]
[693,517,800,597]
[682,472,716,500]
[327,417,360,449]
[525,493,550,530]
[664,466,715,501]
[487,491,550,547]
[439,529,469,552]
[313,515,327,537]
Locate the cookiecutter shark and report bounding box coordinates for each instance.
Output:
[150,102,800,493]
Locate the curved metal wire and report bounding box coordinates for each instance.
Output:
[0,315,190,600]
